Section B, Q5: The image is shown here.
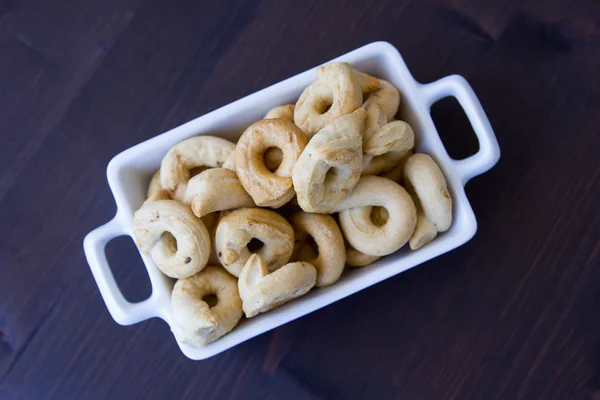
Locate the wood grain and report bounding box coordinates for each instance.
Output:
[1,0,599,399]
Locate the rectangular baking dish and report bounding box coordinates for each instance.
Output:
[83,41,500,360]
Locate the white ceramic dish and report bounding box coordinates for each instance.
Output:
[83,41,500,360]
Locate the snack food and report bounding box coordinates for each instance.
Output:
[238,254,316,318]
[265,104,294,121]
[409,212,438,250]
[380,151,412,183]
[346,244,381,267]
[214,208,294,277]
[362,120,414,175]
[130,62,454,347]
[331,176,417,256]
[147,170,163,198]
[133,200,210,279]
[160,136,236,202]
[360,75,400,121]
[185,168,255,217]
[235,119,308,208]
[292,108,365,213]
[171,266,242,346]
[404,153,453,249]
[290,212,345,287]
[357,70,411,176]
[294,62,363,136]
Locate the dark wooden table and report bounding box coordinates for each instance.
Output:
[1,0,599,399]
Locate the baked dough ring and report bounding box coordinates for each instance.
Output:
[403,153,452,232]
[144,177,192,265]
[357,72,405,175]
[265,104,294,121]
[355,69,382,95]
[171,266,242,347]
[263,104,295,171]
[238,254,316,318]
[215,208,295,277]
[380,151,413,184]
[346,243,380,267]
[290,212,345,287]
[292,108,365,213]
[362,100,387,145]
[185,168,255,218]
[356,71,400,121]
[363,121,414,175]
[361,94,388,169]
[133,200,210,279]
[329,176,417,256]
[144,180,217,265]
[146,173,221,264]
[294,62,363,136]
[145,169,171,203]
[223,152,236,171]
[160,136,236,202]
[364,120,414,158]
[409,212,438,250]
[147,170,164,198]
[235,119,308,208]
[145,189,171,203]
[342,205,388,264]
[201,212,220,265]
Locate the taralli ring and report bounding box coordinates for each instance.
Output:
[379,151,413,184]
[133,199,210,279]
[147,170,163,198]
[185,168,255,218]
[356,71,400,121]
[160,136,236,202]
[143,177,185,264]
[238,254,316,318]
[145,188,170,203]
[363,120,414,175]
[222,102,292,172]
[294,62,363,136]
[235,119,308,208]
[403,153,453,232]
[362,100,387,146]
[409,212,438,250]
[290,212,345,287]
[329,176,417,256]
[223,152,236,171]
[355,69,382,95]
[293,108,365,213]
[264,104,294,121]
[201,211,221,265]
[215,208,295,277]
[363,120,414,157]
[346,242,381,267]
[263,104,295,171]
[171,266,242,347]
[342,205,389,262]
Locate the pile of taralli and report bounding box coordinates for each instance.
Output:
[133,62,453,347]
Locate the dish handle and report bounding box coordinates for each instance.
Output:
[420,75,501,184]
[83,213,157,325]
